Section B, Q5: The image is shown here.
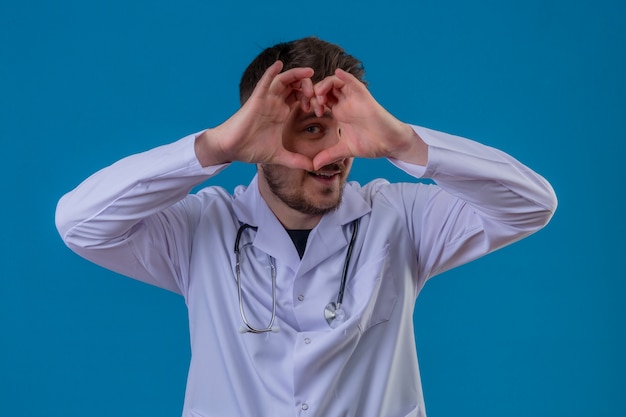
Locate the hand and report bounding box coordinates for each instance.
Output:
[196,61,318,170]
[311,69,428,170]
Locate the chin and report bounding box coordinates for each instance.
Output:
[309,193,343,213]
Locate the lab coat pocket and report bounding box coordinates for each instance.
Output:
[401,404,421,417]
[346,244,396,332]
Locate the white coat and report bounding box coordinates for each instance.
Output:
[56,125,557,417]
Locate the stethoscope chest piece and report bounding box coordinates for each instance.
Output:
[324,302,346,329]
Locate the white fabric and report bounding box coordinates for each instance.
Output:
[56,125,557,417]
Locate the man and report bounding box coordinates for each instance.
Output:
[56,37,557,417]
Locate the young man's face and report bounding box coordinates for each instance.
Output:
[259,107,353,217]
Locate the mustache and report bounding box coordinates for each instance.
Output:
[309,162,345,174]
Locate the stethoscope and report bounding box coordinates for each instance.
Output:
[234,219,359,334]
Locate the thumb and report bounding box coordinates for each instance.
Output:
[312,144,350,171]
[275,149,314,171]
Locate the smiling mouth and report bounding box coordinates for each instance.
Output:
[308,170,341,180]
[309,170,339,177]
[307,162,345,182]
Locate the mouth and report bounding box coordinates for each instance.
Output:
[306,161,346,184]
[307,170,342,183]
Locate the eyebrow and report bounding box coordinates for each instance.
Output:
[298,110,333,123]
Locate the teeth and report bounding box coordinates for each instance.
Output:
[313,172,336,178]
[308,171,340,178]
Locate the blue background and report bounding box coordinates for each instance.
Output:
[1,0,624,416]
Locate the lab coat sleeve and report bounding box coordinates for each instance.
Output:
[55,132,229,294]
[386,125,557,283]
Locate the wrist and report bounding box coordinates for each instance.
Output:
[194,128,232,167]
[389,124,429,166]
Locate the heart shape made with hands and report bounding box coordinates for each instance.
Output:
[222,61,422,173]
[268,69,363,168]
[283,68,412,171]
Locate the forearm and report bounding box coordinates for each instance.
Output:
[393,125,557,222]
[385,125,557,280]
[56,132,227,246]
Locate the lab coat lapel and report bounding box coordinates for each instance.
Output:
[232,177,371,275]
[232,175,301,271]
[297,183,371,277]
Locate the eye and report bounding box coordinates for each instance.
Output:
[304,125,323,135]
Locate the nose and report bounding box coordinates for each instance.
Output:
[324,126,341,146]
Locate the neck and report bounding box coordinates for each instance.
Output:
[261,187,323,230]
[257,172,323,230]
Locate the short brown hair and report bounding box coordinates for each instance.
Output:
[239,37,366,105]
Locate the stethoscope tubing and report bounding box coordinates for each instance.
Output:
[234,224,279,334]
[234,219,359,333]
[335,219,359,309]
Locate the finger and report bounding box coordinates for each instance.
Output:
[285,78,315,110]
[309,96,325,117]
[255,61,284,93]
[299,92,311,113]
[314,75,345,103]
[298,77,314,98]
[334,68,369,100]
[326,88,342,108]
[312,143,351,171]
[271,67,315,96]
[296,78,315,112]
[335,68,360,85]
[313,74,343,93]
[274,149,314,171]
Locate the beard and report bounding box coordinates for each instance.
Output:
[261,163,346,216]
